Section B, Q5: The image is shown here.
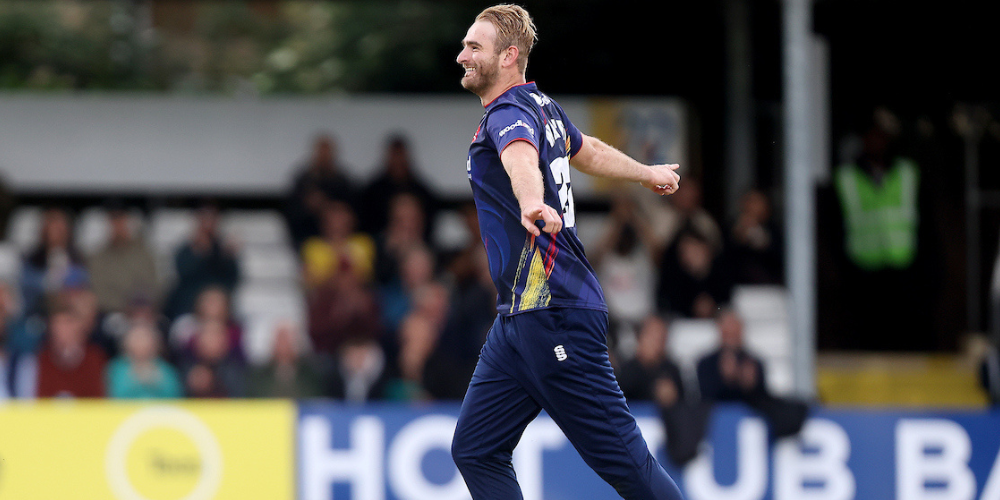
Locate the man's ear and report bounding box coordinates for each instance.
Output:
[502,45,520,69]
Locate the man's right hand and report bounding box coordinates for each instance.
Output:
[520,202,563,237]
[641,164,681,195]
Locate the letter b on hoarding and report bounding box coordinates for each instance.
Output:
[774,419,855,500]
[897,419,976,500]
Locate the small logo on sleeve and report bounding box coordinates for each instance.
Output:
[554,345,568,361]
[498,119,534,138]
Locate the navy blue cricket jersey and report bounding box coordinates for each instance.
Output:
[466,82,606,315]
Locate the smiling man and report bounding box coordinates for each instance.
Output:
[449,5,684,500]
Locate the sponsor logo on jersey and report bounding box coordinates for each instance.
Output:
[498,119,534,138]
[529,92,552,107]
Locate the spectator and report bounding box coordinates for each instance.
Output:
[87,202,159,314]
[163,203,239,320]
[301,199,376,291]
[57,285,115,358]
[0,279,45,357]
[20,207,88,316]
[616,315,684,407]
[284,133,357,250]
[358,134,439,237]
[656,228,733,319]
[105,323,182,399]
[379,244,436,341]
[247,320,326,399]
[830,111,941,350]
[697,308,807,438]
[329,337,389,403]
[697,308,767,402]
[32,306,108,398]
[616,314,710,466]
[374,192,431,286]
[590,196,659,358]
[178,319,246,398]
[1,282,22,399]
[725,189,783,285]
[100,293,171,356]
[632,178,722,259]
[168,285,244,360]
[435,215,495,394]
[384,282,451,401]
[306,247,383,358]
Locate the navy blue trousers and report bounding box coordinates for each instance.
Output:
[451,308,683,500]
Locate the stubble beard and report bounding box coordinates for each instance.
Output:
[461,57,500,97]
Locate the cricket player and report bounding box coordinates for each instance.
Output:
[451,5,684,500]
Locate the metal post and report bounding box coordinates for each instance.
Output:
[963,107,982,333]
[782,0,817,398]
[955,105,989,334]
[724,0,755,218]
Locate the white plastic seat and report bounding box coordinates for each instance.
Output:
[232,283,306,324]
[431,209,472,252]
[744,321,792,359]
[147,208,197,287]
[219,210,290,248]
[668,315,794,398]
[237,245,300,283]
[6,206,43,253]
[667,318,720,393]
[573,212,608,250]
[732,285,789,323]
[0,242,22,282]
[242,315,313,366]
[233,282,309,365]
[148,208,196,257]
[74,206,145,256]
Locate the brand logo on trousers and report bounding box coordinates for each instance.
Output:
[553,345,567,361]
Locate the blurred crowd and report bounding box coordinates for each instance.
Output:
[0,131,788,409]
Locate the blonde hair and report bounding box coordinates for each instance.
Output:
[476,4,537,74]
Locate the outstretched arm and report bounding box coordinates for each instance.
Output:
[500,140,563,237]
[571,134,680,195]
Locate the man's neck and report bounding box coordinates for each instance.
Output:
[480,74,527,107]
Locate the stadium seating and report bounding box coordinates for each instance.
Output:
[219,210,290,248]
[668,285,795,397]
[0,241,20,283]
[232,281,309,365]
[73,206,145,256]
[5,205,42,253]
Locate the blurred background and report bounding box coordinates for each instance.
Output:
[1,1,999,500]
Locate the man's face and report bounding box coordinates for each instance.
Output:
[718,312,744,349]
[49,312,84,351]
[110,212,131,242]
[457,21,502,95]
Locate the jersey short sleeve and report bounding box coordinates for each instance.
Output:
[565,116,584,158]
[486,104,541,154]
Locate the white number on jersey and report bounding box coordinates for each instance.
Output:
[550,156,575,228]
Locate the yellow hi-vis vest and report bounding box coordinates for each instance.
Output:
[834,158,919,271]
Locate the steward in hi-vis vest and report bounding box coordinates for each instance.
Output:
[834,157,920,271]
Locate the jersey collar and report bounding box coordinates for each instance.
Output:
[483,81,537,109]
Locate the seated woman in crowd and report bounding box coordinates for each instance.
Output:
[168,285,244,361]
[177,319,246,398]
[106,322,182,399]
[20,207,88,318]
[301,199,375,290]
[247,320,326,399]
